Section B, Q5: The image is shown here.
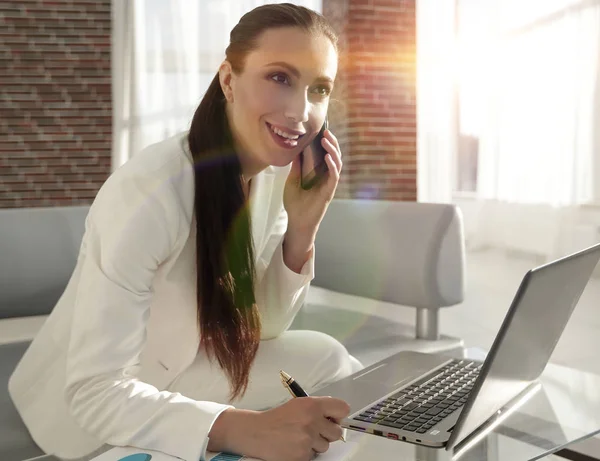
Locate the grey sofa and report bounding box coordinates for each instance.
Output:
[0,206,90,461]
[0,200,466,460]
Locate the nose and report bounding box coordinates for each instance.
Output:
[283,91,310,124]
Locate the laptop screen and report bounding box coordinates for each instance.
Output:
[448,243,600,449]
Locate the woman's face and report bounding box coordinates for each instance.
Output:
[220,27,337,177]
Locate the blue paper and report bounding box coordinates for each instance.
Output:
[117,454,152,461]
[211,454,244,461]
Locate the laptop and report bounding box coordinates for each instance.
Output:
[312,243,600,451]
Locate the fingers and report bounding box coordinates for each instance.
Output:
[324,129,341,157]
[323,153,340,194]
[312,419,342,458]
[321,135,342,174]
[315,396,351,421]
[318,418,344,443]
[294,397,348,458]
[312,435,330,454]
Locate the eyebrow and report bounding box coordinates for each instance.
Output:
[265,61,334,84]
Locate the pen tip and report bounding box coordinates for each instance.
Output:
[279,370,291,380]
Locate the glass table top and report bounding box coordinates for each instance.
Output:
[23,349,600,461]
[339,348,600,460]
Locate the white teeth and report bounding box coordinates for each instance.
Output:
[270,124,299,140]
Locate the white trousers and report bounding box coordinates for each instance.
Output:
[168,330,364,410]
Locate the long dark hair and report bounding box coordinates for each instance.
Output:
[188,3,338,402]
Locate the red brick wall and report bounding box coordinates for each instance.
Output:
[1,0,111,209]
[323,0,417,201]
[1,0,414,208]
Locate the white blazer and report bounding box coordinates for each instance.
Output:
[8,132,314,461]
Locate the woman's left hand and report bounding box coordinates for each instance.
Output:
[283,129,343,239]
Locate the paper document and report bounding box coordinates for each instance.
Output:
[206,452,260,460]
[207,441,358,461]
[88,446,256,461]
[90,440,357,461]
[89,447,179,461]
[313,440,358,460]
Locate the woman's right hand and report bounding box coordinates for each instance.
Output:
[253,396,351,461]
[208,396,351,461]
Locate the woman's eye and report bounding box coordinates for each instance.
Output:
[270,73,331,96]
[270,73,290,85]
[313,85,332,97]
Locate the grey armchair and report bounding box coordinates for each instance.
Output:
[291,199,467,366]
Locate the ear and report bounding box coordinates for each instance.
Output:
[218,60,235,103]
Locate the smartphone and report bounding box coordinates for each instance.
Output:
[300,117,329,190]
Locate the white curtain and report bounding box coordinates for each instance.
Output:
[111,0,322,170]
[446,0,600,259]
[416,0,458,203]
[476,0,600,207]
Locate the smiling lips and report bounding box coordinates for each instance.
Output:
[266,122,306,149]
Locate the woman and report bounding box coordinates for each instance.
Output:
[9,4,363,461]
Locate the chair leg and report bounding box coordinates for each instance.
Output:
[416,309,440,340]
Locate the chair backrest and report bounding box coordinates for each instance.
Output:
[0,206,90,319]
[313,199,466,309]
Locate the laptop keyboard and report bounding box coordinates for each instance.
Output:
[352,359,482,434]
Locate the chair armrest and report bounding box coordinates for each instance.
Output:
[0,316,48,346]
[0,205,89,319]
[313,199,466,339]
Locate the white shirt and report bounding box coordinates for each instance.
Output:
[8,132,314,461]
